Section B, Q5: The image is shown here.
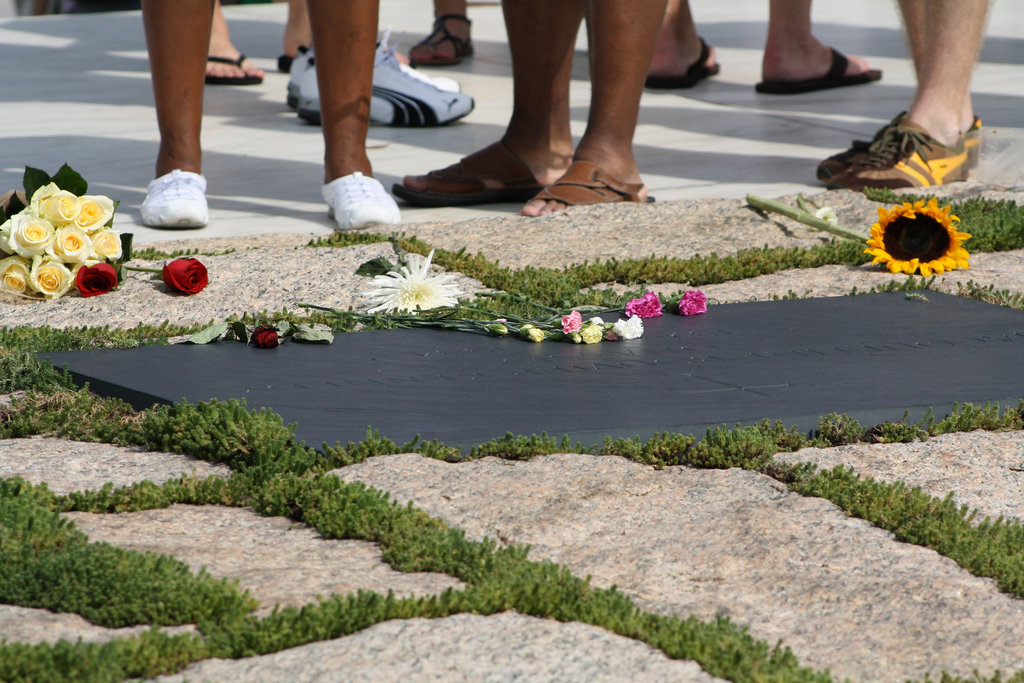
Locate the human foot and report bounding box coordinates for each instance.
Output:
[409,14,473,66]
[205,53,264,85]
[395,140,570,207]
[646,36,719,88]
[758,42,879,94]
[520,161,647,217]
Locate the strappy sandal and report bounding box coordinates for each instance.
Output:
[409,14,473,67]
[527,161,647,208]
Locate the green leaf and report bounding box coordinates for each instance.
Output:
[4,192,26,218]
[355,257,396,277]
[185,322,228,345]
[228,321,250,343]
[50,163,88,196]
[22,166,51,202]
[275,320,296,337]
[292,324,334,344]
[118,233,134,263]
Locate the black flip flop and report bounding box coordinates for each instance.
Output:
[645,37,720,89]
[205,54,263,86]
[755,48,881,95]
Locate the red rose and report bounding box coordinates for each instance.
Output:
[161,258,208,294]
[252,324,279,349]
[75,263,118,297]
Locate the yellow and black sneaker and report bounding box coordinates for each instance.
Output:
[816,111,906,181]
[826,118,968,191]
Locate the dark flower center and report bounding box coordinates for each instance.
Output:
[882,215,950,263]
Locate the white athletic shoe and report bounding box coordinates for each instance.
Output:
[286,45,313,109]
[297,30,473,127]
[322,172,401,230]
[139,170,208,228]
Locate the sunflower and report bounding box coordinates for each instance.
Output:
[864,197,971,276]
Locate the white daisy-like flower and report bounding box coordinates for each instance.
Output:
[611,315,644,340]
[362,249,463,313]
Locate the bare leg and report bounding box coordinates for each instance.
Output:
[206,0,265,82]
[305,0,378,183]
[409,0,471,65]
[900,0,988,144]
[401,0,583,194]
[523,0,666,216]
[647,0,716,79]
[282,0,311,58]
[901,0,978,140]
[761,0,871,81]
[142,0,213,177]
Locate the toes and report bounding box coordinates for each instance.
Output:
[845,55,872,78]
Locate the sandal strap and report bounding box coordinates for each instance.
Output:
[416,14,472,53]
[421,141,538,193]
[531,161,645,206]
[207,54,247,68]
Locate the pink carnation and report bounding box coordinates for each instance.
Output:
[679,290,707,316]
[625,291,663,319]
[561,310,583,333]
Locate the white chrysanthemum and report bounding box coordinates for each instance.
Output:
[611,315,644,340]
[362,249,463,313]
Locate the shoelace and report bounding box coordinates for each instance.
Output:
[861,125,933,169]
[336,175,384,203]
[152,175,205,206]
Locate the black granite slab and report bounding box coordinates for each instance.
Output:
[42,292,1024,449]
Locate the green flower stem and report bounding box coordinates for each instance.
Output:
[123,265,162,274]
[746,193,867,242]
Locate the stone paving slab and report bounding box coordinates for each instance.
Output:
[63,505,464,618]
[0,437,231,494]
[0,604,195,646]
[333,453,1024,682]
[776,430,1024,523]
[152,612,725,683]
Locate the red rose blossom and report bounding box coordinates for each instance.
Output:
[161,258,208,295]
[75,263,118,297]
[252,324,279,348]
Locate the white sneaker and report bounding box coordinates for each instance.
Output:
[140,170,208,228]
[371,30,474,126]
[286,45,313,109]
[297,30,473,127]
[322,172,401,230]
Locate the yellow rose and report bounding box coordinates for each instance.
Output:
[48,226,93,263]
[581,323,603,344]
[4,212,55,257]
[75,195,115,232]
[30,255,74,299]
[89,228,123,261]
[0,255,31,294]
[38,190,81,226]
[29,183,61,216]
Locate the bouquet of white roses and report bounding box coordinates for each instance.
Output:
[0,164,126,300]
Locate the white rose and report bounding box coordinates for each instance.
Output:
[89,228,123,261]
[29,255,74,299]
[4,212,55,257]
[0,255,31,294]
[75,194,115,232]
[29,182,61,216]
[47,225,93,264]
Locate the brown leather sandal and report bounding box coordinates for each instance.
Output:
[527,161,646,207]
[392,141,543,207]
[409,14,474,66]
